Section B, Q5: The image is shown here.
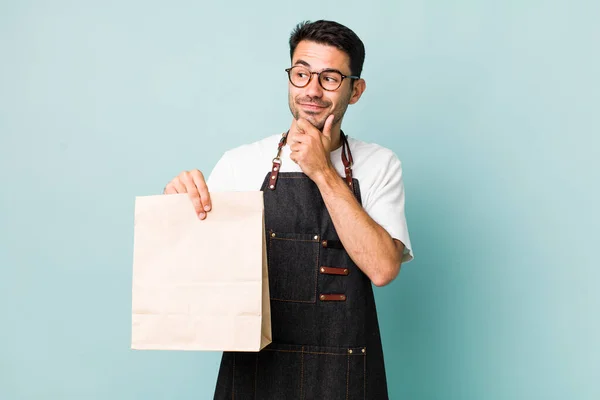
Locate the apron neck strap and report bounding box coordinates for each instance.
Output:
[340,131,354,188]
[268,130,354,191]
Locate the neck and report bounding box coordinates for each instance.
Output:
[330,124,343,151]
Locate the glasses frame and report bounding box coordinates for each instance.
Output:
[285,66,360,91]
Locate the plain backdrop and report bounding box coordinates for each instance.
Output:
[1,1,598,399]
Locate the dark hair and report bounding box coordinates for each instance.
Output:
[289,20,366,78]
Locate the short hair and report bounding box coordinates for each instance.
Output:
[289,20,366,78]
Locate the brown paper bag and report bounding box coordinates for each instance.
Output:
[131,191,271,351]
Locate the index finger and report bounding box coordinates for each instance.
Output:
[191,170,211,213]
[180,172,204,216]
[288,127,307,145]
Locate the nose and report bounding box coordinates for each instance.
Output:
[304,72,324,98]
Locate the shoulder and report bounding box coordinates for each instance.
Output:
[221,134,282,163]
[210,133,282,191]
[346,137,402,175]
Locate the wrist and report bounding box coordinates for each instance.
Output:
[314,165,340,193]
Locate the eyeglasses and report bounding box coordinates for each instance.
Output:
[285,66,359,91]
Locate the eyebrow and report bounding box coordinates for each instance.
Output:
[294,59,311,68]
[293,59,343,74]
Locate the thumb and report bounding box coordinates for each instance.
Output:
[323,114,334,138]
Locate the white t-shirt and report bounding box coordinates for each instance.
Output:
[207,134,414,263]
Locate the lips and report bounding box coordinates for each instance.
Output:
[299,102,327,111]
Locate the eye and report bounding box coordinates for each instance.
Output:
[292,68,310,79]
[322,73,341,83]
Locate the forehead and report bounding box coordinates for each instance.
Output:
[292,40,351,72]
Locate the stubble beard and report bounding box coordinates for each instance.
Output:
[288,94,350,131]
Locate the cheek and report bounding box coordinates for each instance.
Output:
[289,86,303,99]
[329,95,343,110]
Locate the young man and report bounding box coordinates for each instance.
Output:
[164,20,413,400]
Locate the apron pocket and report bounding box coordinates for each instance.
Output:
[302,344,367,400]
[255,343,367,400]
[255,343,303,399]
[267,231,320,303]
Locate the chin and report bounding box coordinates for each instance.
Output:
[301,113,326,129]
[292,108,326,130]
[308,118,326,130]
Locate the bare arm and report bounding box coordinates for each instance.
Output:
[314,168,404,286]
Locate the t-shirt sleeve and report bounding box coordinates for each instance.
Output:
[363,152,414,263]
[206,151,236,192]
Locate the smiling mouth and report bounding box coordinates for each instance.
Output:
[299,103,327,111]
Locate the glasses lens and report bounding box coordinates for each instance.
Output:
[319,70,343,90]
[289,66,310,87]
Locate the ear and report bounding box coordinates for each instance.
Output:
[348,78,366,105]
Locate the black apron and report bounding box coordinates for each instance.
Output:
[214,132,389,399]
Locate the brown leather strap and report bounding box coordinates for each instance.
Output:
[319,293,347,301]
[340,132,354,188]
[268,132,288,190]
[320,266,349,276]
[267,160,281,190]
[321,239,344,249]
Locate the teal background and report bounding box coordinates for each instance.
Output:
[1,1,598,399]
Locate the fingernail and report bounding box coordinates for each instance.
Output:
[204,205,211,211]
[199,212,206,219]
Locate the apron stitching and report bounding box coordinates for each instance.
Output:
[270,298,315,303]
[232,353,235,400]
[266,235,273,302]
[364,354,366,400]
[300,346,304,400]
[346,353,350,400]
[315,243,320,304]
[271,237,318,242]
[263,349,358,356]
[267,235,272,280]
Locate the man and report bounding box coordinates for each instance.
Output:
[164,20,413,400]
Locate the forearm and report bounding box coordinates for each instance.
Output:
[314,168,404,286]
